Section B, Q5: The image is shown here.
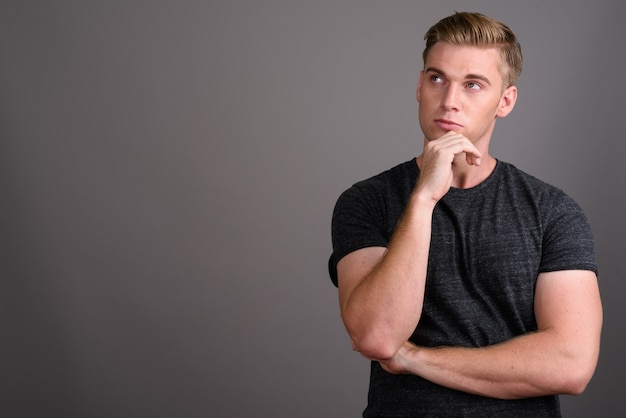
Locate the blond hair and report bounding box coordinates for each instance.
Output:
[423,12,523,87]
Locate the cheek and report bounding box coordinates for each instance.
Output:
[418,90,439,108]
[477,99,502,119]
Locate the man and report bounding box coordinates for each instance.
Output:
[328,12,602,417]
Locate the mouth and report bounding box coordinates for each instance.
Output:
[434,119,463,131]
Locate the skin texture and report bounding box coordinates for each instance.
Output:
[337,42,602,399]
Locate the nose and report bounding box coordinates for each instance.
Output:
[441,85,461,111]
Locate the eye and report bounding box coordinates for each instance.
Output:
[429,74,443,83]
[466,81,482,90]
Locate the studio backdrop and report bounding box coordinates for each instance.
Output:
[1,1,624,417]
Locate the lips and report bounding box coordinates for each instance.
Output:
[434,119,463,131]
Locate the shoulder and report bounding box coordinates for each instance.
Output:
[497,161,562,194]
[338,159,418,202]
[489,161,592,235]
[498,161,595,241]
[493,161,597,274]
[495,161,575,207]
[332,159,417,228]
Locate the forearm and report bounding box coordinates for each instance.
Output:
[340,193,435,360]
[340,134,487,360]
[389,330,598,399]
[377,270,603,399]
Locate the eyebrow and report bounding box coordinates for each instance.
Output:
[424,66,492,86]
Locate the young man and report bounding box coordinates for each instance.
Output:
[328,12,602,417]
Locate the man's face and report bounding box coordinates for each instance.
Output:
[417,42,516,146]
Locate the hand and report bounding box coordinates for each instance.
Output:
[415,131,482,203]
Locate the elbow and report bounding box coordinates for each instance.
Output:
[560,364,596,396]
[341,306,415,361]
[560,376,590,397]
[346,324,401,361]
[554,354,599,396]
[356,339,399,362]
[566,382,588,397]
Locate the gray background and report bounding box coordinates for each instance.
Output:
[1,1,623,417]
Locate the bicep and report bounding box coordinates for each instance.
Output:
[336,246,386,312]
[534,270,602,361]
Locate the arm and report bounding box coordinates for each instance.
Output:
[337,132,483,360]
[379,269,603,399]
[337,194,435,360]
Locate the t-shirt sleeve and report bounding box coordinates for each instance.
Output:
[328,184,389,287]
[539,192,598,275]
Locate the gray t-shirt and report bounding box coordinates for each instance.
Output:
[329,159,597,417]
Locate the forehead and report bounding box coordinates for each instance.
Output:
[424,42,503,81]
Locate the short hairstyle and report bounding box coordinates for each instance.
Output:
[422,12,523,88]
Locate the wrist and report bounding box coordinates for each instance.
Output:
[409,190,439,211]
[401,343,429,377]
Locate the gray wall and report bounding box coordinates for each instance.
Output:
[1,1,623,417]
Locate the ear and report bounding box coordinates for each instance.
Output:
[496,85,517,118]
[416,70,424,103]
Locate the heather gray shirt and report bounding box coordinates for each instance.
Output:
[329,159,597,417]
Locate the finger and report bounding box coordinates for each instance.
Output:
[438,137,483,161]
[466,152,482,166]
